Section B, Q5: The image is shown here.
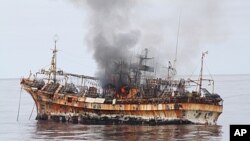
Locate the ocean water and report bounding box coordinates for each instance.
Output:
[0,75,250,141]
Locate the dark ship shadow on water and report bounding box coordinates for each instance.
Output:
[31,121,222,141]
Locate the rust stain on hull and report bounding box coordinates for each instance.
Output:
[20,47,223,125]
[23,85,222,125]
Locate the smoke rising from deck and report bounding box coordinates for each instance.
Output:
[71,0,140,87]
[70,0,225,84]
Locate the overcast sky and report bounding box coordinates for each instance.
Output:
[1,0,250,78]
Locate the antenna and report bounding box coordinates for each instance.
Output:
[174,9,182,70]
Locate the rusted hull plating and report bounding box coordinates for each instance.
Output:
[24,86,222,125]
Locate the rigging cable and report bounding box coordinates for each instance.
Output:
[204,62,214,80]
[16,86,23,121]
[188,62,200,79]
[29,103,36,120]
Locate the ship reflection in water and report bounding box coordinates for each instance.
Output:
[32,121,222,141]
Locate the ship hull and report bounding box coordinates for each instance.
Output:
[36,109,221,125]
[24,87,222,125]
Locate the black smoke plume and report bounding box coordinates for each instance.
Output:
[83,0,140,87]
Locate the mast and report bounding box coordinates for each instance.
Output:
[135,48,152,86]
[50,37,58,83]
[167,61,172,79]
[168,9,181,80]
[173,9,182,70]
[199,51,208,94]
[144,48,148,59]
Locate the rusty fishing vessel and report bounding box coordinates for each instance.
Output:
[20,41,223,125]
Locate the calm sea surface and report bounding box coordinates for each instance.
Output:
[0,75,250,141]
